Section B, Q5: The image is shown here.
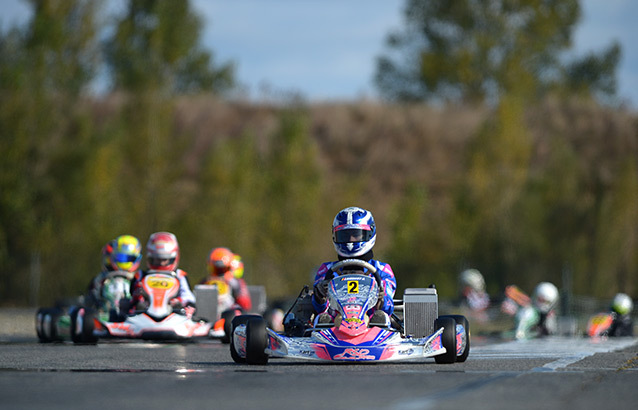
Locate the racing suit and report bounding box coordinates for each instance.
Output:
[200,273,252,312]
[608,313,634,337]
[129,269,196,311]
[311,258,397,317]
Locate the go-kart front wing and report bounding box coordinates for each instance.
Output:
[234,325,447,362]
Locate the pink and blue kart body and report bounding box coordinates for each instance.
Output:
[232,272,468,362]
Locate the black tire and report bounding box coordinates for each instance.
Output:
[446,314,470,362]
[69,307,83,343]
[35,308,48,342]
[47,308,63,342]
[434,317,457,364]
[71,307,98,344]
[245,317,269,365]
[221,309,238,344]
[229,314,261,364]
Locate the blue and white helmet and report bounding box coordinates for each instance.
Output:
[332,207,376,258]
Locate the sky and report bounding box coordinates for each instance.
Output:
[1,0,637,108]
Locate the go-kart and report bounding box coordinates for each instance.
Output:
[69,270,211,343]
[194,280,244,344]
[36,270,134,343]
[230,259,470,364]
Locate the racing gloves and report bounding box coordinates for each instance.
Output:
[313,280,330,305]
[376,283,385,309]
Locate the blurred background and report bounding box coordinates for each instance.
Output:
[0,0,636,334]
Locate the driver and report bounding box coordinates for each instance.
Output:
[311,206,397,326]
[129,232,196,313]
[85,235,141,312]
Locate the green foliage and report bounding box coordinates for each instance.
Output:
[1,0,636,309]
[376,0,620,104]
[105,0,234,94]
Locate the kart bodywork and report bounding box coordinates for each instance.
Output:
[76,271,212,342]
[37,271,212,343]
[230,259,469,364]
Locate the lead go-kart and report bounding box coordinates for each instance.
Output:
[230,259,470,364]
[37,270,212,343]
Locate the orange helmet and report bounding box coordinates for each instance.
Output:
[208,247,234,276]
[147,232,180,271]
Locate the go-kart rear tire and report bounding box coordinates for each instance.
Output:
[448,314,470,362]
[229,314,262,363]
[221,309,238,344]
[47,308,64,342]
[245,317,269,365]
[434,317,457,364]
[35,308,48,342]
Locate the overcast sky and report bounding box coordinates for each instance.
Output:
[2,0,637,107]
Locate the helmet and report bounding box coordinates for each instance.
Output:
[230,254,244,279]
[208,247,234,276]
[332,206,376,258]
[611,293,633,315]
[101,240,116,271]
[532,282,559,314]
[459,269,485,292]
[146,232,180,271]
[109,235,142,272]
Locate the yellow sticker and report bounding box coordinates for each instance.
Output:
[147,277,176,289]
[205,279,230,295]
[347,281,359,293]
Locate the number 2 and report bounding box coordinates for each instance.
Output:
[347,281,359,293]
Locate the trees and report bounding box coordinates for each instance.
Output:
[105,0,234,94]
[375,0,620,104]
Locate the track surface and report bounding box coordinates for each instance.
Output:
[1,326,637,410]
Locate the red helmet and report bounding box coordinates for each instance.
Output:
[146,232,180,271]
[208,247,234,276]
[101,240,116,271]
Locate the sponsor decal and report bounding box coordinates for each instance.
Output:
[147,277,177,289]
[347,281,359,293]
[333,348,375,360]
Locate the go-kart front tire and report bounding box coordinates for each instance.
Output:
[447,314,470,362]
[229,314,261,364]
[245,317,269,365]
[434,316,457,364]
[70,307,98,344]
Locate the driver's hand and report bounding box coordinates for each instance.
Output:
[313,280,329,304]
[376,284,385,309]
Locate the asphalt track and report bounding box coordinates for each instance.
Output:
[1,324,637,410]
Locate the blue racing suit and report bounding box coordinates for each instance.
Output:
[311,259,397,316]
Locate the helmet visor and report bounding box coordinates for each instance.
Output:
[334,228,374,244]
[113,253,141,263]
[149,257,176,267]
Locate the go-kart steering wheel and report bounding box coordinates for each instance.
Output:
[327,259,383,290]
